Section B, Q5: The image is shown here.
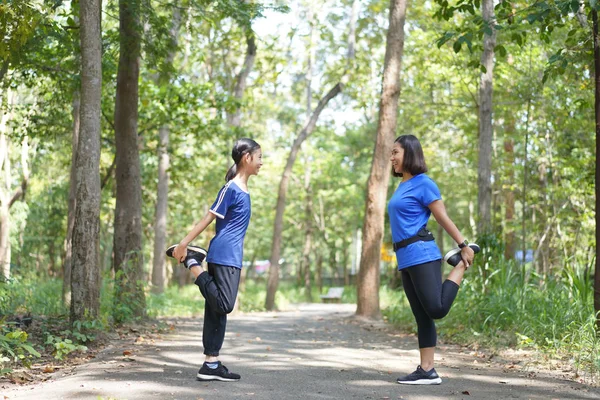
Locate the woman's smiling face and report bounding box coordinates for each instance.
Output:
[390,142,404,175]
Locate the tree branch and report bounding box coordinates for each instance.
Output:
[8,184,25,208]
[0,59,9,85]
[101,155,117,190]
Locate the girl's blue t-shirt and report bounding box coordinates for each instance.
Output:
[388,173,442,270]
[206,181,251,269]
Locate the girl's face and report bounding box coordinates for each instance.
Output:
[246,148,263,176]
[390,142,404,174]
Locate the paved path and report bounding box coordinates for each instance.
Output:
[1,303,598,400]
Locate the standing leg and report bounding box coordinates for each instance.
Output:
[195,263,240,356]
[201,263,228,358]
[401,269,436,370]
[194,263,242,382]
[399,260,460,382]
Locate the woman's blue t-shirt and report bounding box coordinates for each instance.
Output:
[206,181,251,269]
[388,173,442,270]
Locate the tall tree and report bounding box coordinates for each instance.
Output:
[226,32,257,127]
[265,0,359,311]
[592,6,600,328]
[152,7,183,294]
[113,0,145,320]
[64,93,80,304]
[70,0,103,322]
[265,82,342,310]
[0,91,13,280]
[0,91,32,280]
[356,0,408,319]
[476,0,496,236]
[301,156,313,302]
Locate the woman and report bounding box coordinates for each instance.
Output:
[168,138,262,382]
[389,134,478,385]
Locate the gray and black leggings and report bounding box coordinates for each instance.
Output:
[401,259,460,348]
[194,262,241,356]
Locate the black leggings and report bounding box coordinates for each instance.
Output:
[401,260,460,348]
[194,262,241,356]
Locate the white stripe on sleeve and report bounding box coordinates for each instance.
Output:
[210,181,232,218]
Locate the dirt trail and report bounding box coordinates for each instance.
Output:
[1,303,597,400]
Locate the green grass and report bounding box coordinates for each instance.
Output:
[0,275,68,317]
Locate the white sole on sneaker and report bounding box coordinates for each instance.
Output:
[397,377,442,385]
[187,246,207,256]
[443,248,461,263]
[166,244,207,259]
[196,373,239,382]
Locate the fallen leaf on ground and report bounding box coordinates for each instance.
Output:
[123,350,133,356]
[43,366,55,373]
[9,372,34,384]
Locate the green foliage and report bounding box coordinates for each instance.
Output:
[2,0,598,381]
[0,325,40,373]
[113,273,147,324]
[147,284,206,318]
[44,334,87,360]
[39,317,101,361]
[0,275,67,317]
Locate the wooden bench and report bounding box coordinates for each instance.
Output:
[320,287,344,303]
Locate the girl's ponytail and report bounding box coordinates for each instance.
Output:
[225,163,237,182]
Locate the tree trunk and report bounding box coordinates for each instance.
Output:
[265,83,342,310]
[476,0,496,236]
[302,156,313,302]
[0,92,11,280]
[355,0,408,320]
[151,8,181,295]
[0,95,32,280]
[226,33,256,127]
[521,95,532,267]
[265,0,359,310]
[70,0,102,322]
[592,9,600,328]
[503,137,516,260]
[113,0,146,321]
[152,125,169,294]
[317,252,324,293]
[342,238,350,286]
[64,93,80,305]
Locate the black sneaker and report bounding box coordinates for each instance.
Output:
[443,243,481,267]
[197,361,241,382]
[166,244,207,269]
[397,365,442,385]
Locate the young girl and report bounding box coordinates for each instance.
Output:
[168,138,262,382]
[388,134,479,385]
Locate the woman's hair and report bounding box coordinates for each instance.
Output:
[393,134,428,177]
[225,138,261,181]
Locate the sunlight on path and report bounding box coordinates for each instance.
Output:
[1,303,598,400]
